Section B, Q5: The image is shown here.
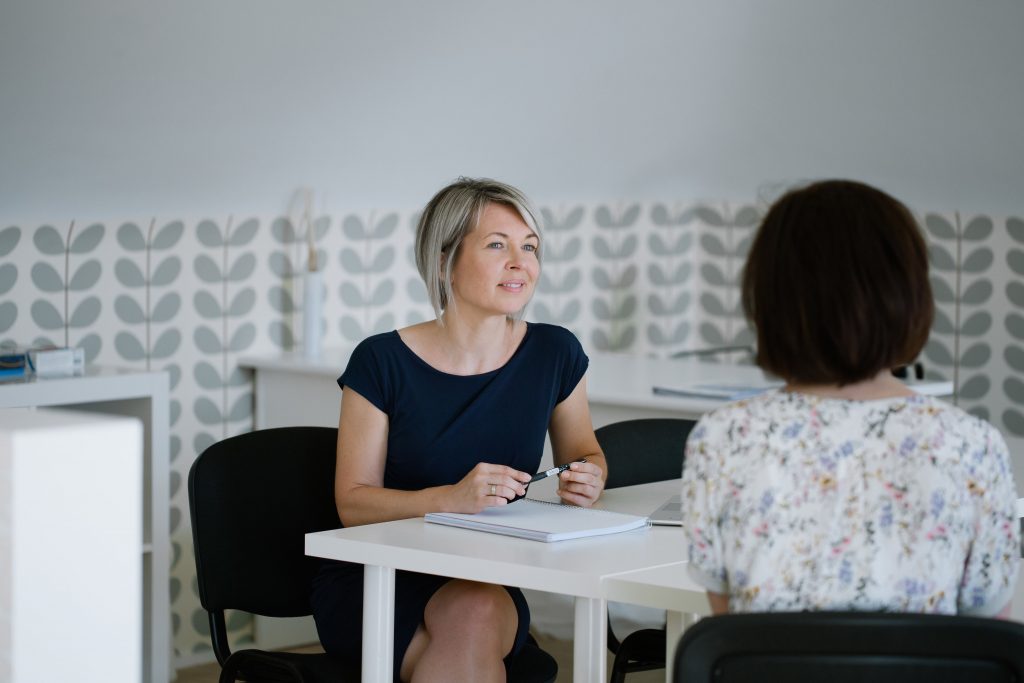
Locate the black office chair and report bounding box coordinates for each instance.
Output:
[189,426,558,683]
[672,611,1024,682]
[596,418,697,683]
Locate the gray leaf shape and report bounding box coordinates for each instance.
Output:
[77,333,101,362]
[592,236,615,260]
[170,471,181,499]
[69,259,101,291]
[734,206,760,227]
[0,264,15,295]
[962,216,993,241]
[553,236,583,262]
[152,256,181,287]
[194,254,223,282]
[117,223,146,251]
[672,320,690,344]
[700,233,728,257]
[961,249,993,273]
[228,288,256,317]
[194,397,223,425]
[115,259,146,288]
[227,367,248,387]
[340,282,365,307]
[531,301,556,324]
[0,226,21,257]
[406,278,428,303]
[152,329,181,359]
[272,217,297,244]
[0,302,16,333]
[960,310,991,336]
[371,248,395,273]
[557,300,581,323]
[700,292,728,316]
[1004,346,1024,373]
[542,206,585,232]
[959,375,990,401]
[594,204,640,228]
[343,215,366,239]
[166,363,182,390]
[31,262,64,292]
[606,326,636,351]
[312,215,331,240]
[650,205,672,226]
[591,298,612,320]
[194,326,222,354]
[229,393,253,422]
[961,280,993,305]
[194,291,222,319]
[928,243,956,271]
[647,324,668,346]
[1002,408,1024,437]
[269,286,296,313]
[114,331,146,361]
[930,276,955,304]
[152,221,184,250]
[340,248,365,274]
[193,432,217,458]
[69,296,101,327]
[370,280,395,306]
[194,362,223,389]
[115,295,146,324]
[615,235,638,259]
[1008,217,1024,244]
[340,315,364,341]
[372,214,399,239]
[197,220,224,247]
[924,214,956,240]
[1006,313,1024,340]
[732,327,755,346]
[699,323,726,345]
[967,406,990,421]
[1008,249,1024,277]
[152,292,181,323]
[269,321,295,349]
[735,234,753,258]
[549,269,582,293]
[70,223,104,253]
[34,225,65,254]
[695,206,724,227]
[701,263,728,287]
[229,323,255,352]
[591,329,612,351]
[923,338,954,366]
[228,253,256,281]
[1007,282,1024,308]
[959,342,990,368]
[269,252,295,278]
[611,295,637,319]
[931,308,955,334]
[229,218,259,247]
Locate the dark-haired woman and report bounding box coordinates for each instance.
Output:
[681,179,1019,617]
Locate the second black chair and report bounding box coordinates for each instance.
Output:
[595,417,696,683]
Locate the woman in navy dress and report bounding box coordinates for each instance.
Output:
[311,177,608,682]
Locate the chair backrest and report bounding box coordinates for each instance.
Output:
[595,418,695,489]
[189,426,340,619]
[673,612,1024,683]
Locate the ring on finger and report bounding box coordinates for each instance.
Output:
[489,484,496,496]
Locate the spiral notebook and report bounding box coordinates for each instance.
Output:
[425,499,650,542]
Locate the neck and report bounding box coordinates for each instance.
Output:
[785,370,915,401]
[436,312,518,374]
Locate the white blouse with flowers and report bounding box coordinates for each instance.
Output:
[681,390,1020,616]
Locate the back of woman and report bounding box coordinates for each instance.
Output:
[681,179,1019,618]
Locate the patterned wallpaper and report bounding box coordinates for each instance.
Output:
[1,200,1022,665]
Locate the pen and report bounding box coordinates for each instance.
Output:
[529,458,587,483]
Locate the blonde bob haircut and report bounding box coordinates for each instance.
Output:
[415,177,543,322]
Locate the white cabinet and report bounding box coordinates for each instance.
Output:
[0,369,171,683]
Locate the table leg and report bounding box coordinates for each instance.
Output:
[362,565,396,683]
[664,611,699,682]
[572,596,607,683]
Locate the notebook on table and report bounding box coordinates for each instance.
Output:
[425,499,650,543]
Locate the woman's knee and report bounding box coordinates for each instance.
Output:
[424,581,516,635]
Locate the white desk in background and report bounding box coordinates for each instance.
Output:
[305,479,703,683]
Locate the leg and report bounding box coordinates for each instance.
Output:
[400,580,519,683]
[572,596,607,683]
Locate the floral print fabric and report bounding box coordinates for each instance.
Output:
[682,390,1020,616]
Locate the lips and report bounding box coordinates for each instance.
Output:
[499,280,526,291]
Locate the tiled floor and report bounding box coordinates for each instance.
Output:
[173,634,665,683]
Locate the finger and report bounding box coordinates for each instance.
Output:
[492,464,532,483]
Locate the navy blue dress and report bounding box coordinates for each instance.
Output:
[310,322,588,676]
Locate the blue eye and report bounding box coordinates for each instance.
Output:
[523,244,538,253]
[487,242,504,249]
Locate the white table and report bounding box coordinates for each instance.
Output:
[0,368,171,683]
[305,480,702,683]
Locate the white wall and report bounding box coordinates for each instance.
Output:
[1,0,1022,222]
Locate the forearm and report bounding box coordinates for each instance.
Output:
[337,483,453,527]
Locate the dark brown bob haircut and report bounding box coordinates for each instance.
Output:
[741,179,933,386]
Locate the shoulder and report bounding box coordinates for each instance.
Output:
[524,322,583,350]
[904,395,1009,450]
[347,330,404,367]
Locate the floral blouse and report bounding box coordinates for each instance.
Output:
[681,390,1020,616]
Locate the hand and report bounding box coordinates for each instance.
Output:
[557,459,605,508]
[447,462,531,513]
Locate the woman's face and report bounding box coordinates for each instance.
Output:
[448,202,540,319]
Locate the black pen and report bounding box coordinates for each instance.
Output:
[529,458,587,483]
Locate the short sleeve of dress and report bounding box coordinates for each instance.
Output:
[555,328,589,403]
[957,424,1021,616]
[681,416,729,595]
[337,337,391,414]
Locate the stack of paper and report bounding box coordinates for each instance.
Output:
[425,499,649,542]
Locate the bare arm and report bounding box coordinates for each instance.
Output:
[707,591,729,615]
[333,387,531,527]
[548,375,607,508]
